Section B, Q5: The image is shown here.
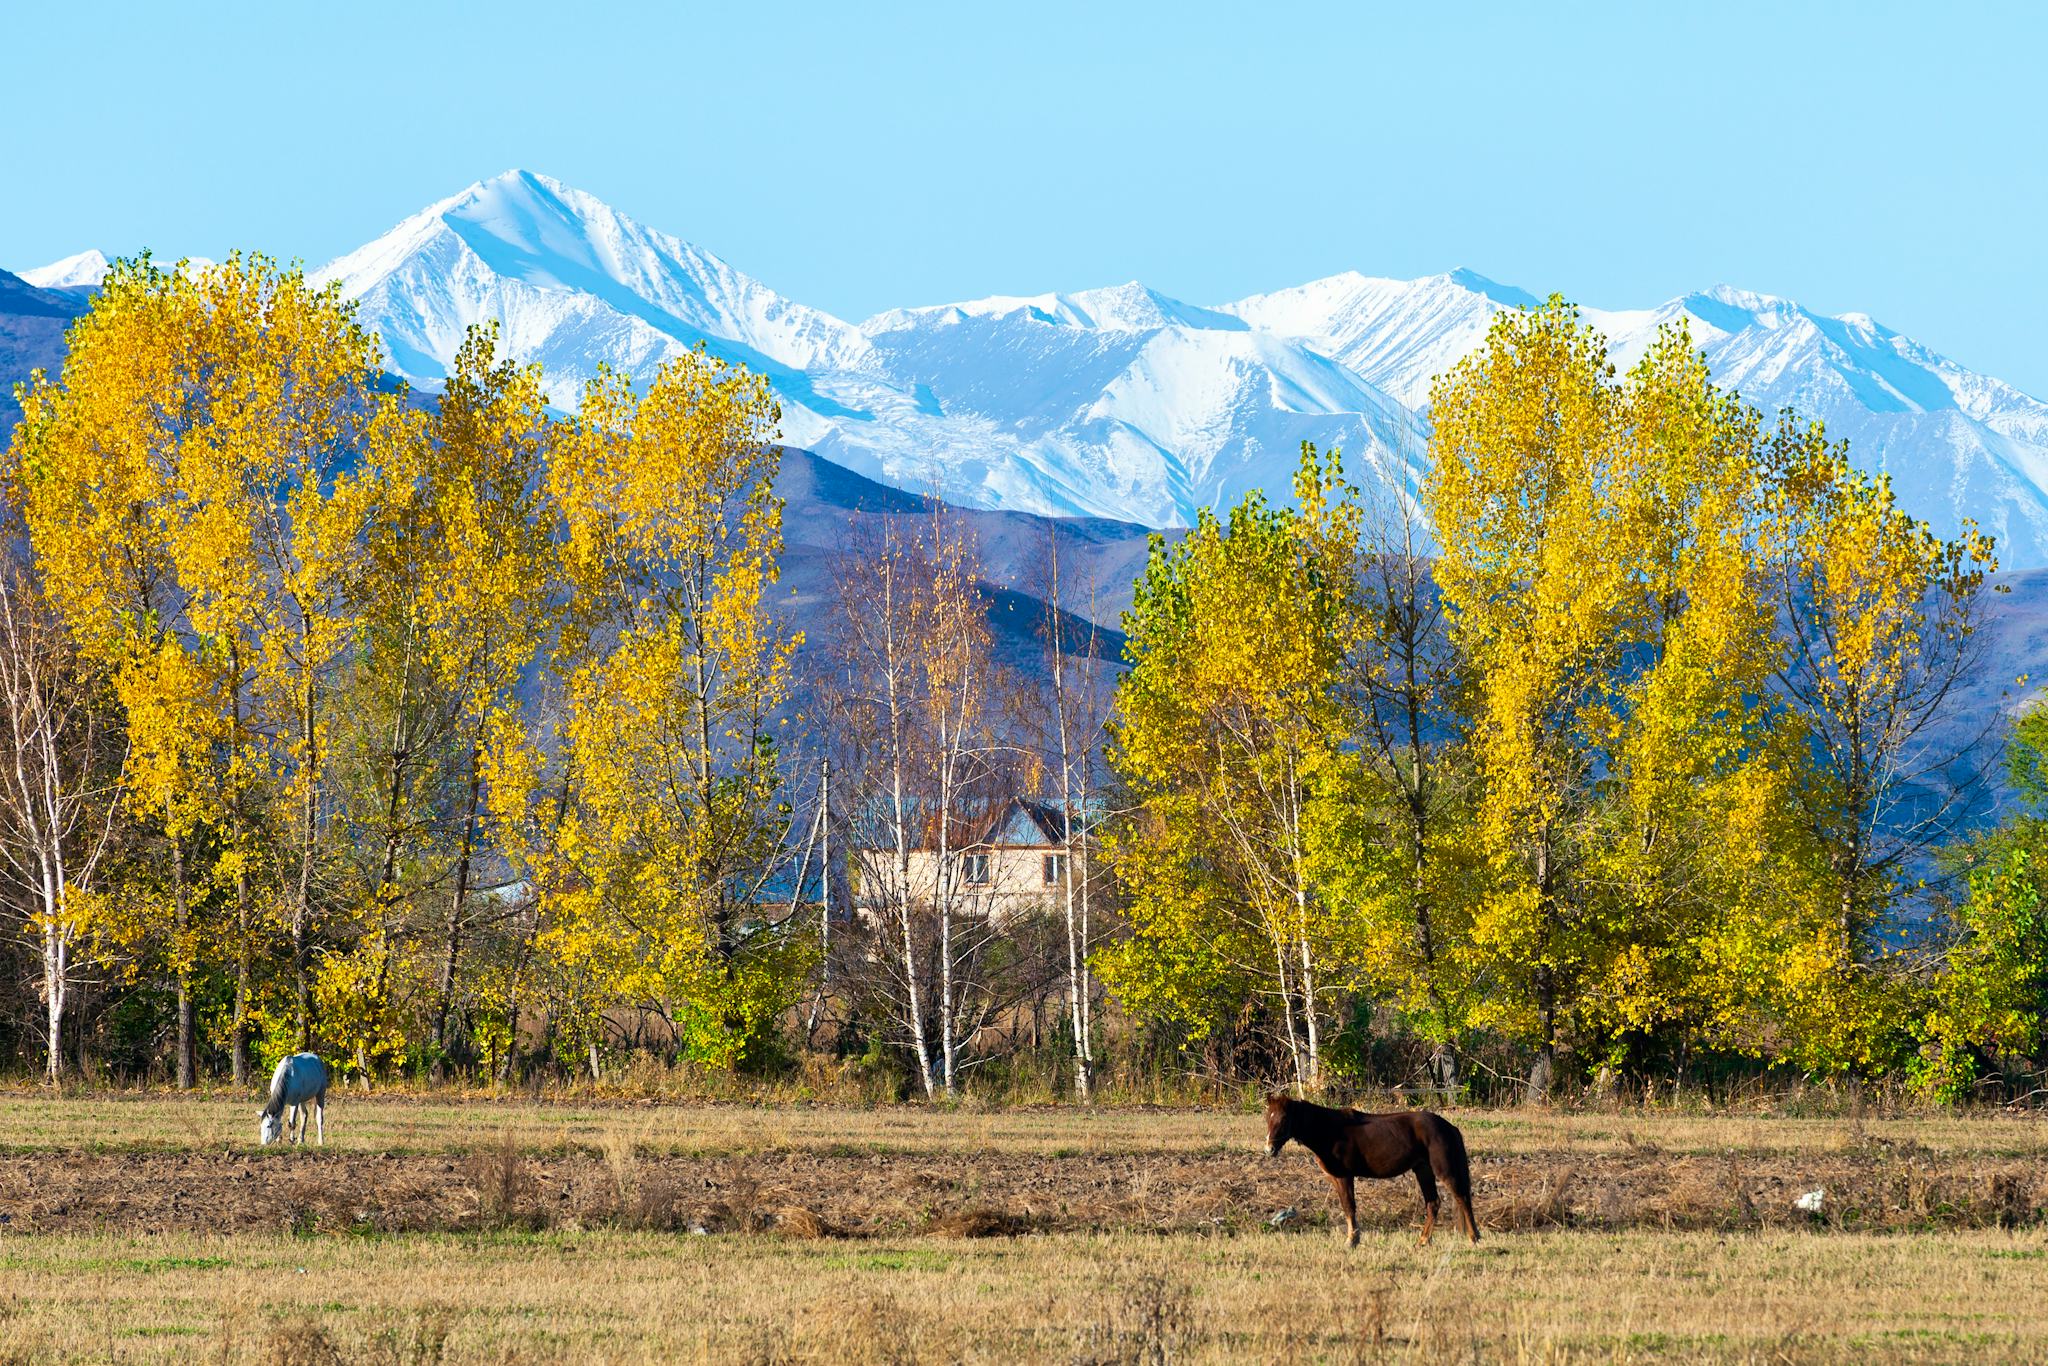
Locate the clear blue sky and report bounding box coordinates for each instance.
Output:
[4,1,2043,393]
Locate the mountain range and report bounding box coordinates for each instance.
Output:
[2,177,2044,838]
[14,168,2045,566]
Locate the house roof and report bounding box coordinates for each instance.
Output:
[856,794,1099,852]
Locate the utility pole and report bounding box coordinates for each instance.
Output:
[807,760,832,1037]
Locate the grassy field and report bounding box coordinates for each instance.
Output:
[1,1090,2045,1362]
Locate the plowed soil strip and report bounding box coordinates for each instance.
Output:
[1,1144,2039,1238]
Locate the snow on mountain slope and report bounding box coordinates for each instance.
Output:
[1219,268,1535,410]
[260,170,2048,562]
[20,249,109,291]
[316,172,1425,528]
[1586,287,2048,565]
[866,280,1249,336]
[309,170,882,419]
[1219,272,2048,566]
[823,309,1429,526]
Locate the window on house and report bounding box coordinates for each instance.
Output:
[1043,853,1066,885]
[961,853,991,886]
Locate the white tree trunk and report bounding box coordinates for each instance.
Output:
[883,585,937,1099]
[0,574,120,1087]
[44,923,67,1083]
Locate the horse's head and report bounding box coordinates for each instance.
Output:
[258,1111,282,1146]
[1263,1092,1293,1157]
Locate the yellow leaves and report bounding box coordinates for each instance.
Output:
[7,251,383,806]
[408,322,557,717]
[1106,444,1374,1053]
[532,345,799,1049]
[1423,296,1943,1058]
[1769,432,1985,722]
[1428,298,1635,861]
[555,351,782,610]
[312,934,413,1070]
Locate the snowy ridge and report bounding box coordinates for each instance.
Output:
[302,171,1426,527]
[1221,273,2048,562]
[1220,269,1535,410]
[20,249,109,290]
[865,281,1249,336]
[18,250,221,292]
[307,170,880,414]
[15,171,2048,563]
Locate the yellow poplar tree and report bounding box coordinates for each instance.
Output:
[1760,417,1998,1071]
[412,324,558,1077]
[1424,297,1634,1088]
[7,252,383,1078]
[541,348,803,1068]
[1102,444,1369,1088]
[320,397,463,1074]
[178,258,384,1054]
[1576,327,1792,1064]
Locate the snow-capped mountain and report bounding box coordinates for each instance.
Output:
[865,281,1250,336]
[19,249,109,291]
[1221,268,1541,410]
[1610,288,2048,565]
[1226,270,2048,563]
[309,171,877,409]
[13,170,2048,565]
[18,250,221,292]
[299,171,2047,559]
[305,171,1429,527]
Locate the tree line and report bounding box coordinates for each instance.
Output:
[0,254,813,1087]
[0,258,2041,1103]
[1105,297,2044,1101]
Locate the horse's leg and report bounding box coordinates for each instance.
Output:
[315,1093,325,1147]
[1326,1173,1359,1249]
[1456,1190,1479,1243]
[1413,1163,1440,1245]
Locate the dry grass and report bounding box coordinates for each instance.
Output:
[0,1226,2044,1362]
[3,1094,2048,1360]
[6,1086,2047,1161]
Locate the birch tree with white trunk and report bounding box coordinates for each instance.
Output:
[0,560,126,1082]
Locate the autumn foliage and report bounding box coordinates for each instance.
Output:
[0,267,2041,1102]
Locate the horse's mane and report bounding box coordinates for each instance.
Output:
[262,1056,313,1118]
[261,1064,290,1119]
[1274,1095,1366,1124]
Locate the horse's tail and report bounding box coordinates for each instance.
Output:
[1430,1114,1479,1241]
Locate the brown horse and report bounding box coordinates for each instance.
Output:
[1264,1094,1480,1246]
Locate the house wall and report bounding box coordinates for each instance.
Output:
[894,846,1074,928]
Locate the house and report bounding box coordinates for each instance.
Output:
[857,795,1096,928]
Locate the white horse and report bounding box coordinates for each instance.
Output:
[258,1052,329,1146]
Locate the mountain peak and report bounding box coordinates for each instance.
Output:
[311,172,877,404]
[1444,268,1540,309]
[20,249,109,290]
[1696,282,1794,312]
[277,176,2048,562]
[1058,282,1247,333]
[864,281,1246,336]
